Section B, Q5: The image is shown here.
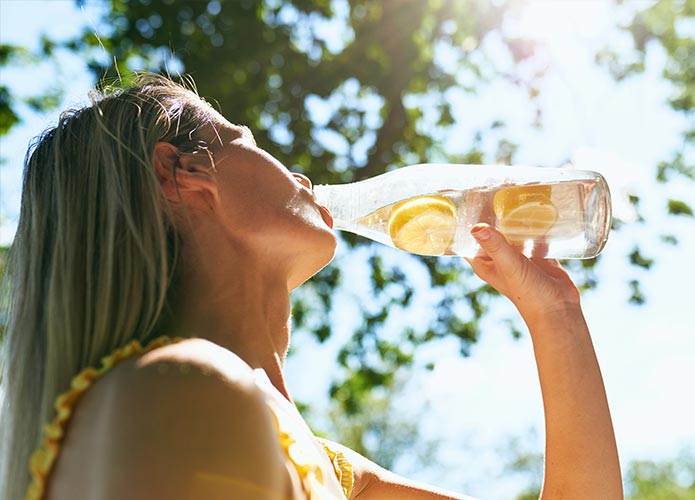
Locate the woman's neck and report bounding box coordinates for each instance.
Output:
[166,236,294,401]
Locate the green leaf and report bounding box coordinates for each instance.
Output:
[25,89,63,113]
[0,86,20,135]
[314,324,331,343]
[660,234,678,245]
[0,44,31,65]
[629,280,646,305]
[629,248,654,270]
[0,44,17,65]
[667,199,694,217]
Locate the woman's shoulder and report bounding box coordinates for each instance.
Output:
[127,336,257,386]
[51,338,289,499]
[101,337,264,412]
[105,337,272,437]
[108,335,266,408]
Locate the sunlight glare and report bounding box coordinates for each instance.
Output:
[514,0,614,46]
[573,147,641,224]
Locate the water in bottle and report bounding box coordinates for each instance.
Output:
[313,164,611,259]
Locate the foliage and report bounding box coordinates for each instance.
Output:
[1,0,694,463]
[46,0,541,443]
[502,430,543,500]
[582,0,695,310]
[596,0,695,266]
[320,370,441,473]
[504,434,695,500]
[625,450,695,500]
[0,85,20,135]
[0,43,63,135]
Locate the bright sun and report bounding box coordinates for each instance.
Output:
[513,0,615,46]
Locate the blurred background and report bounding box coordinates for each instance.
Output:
[1,0,693,498]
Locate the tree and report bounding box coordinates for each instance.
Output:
[625,451,695,500]
[318,369,442,474]
[502,434,694,500]
[53,0,534,429]
[1,0,693,462]
[595,0,695,304]
[0,42,63,135]
[599,0,694,190]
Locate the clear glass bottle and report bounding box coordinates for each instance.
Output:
[313,164,612,259]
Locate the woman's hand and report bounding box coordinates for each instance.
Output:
[465,223,580,324]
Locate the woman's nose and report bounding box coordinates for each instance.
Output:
[293,172,312,190]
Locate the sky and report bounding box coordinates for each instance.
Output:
[1,0,694,498]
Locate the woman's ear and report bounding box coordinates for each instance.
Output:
[153,142,179,190]
[153,142,219,210]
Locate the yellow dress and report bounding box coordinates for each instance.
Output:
[25,336,353,500]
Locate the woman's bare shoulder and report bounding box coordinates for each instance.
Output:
[100,337,263,416]
[106,336,274,444]
[128,336,246,369]
[129,337,255,383]
[56,338,288,499]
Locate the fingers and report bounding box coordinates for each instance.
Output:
[531,256,571,280]
[466,223,525,286]
[531,238,549,259]
[466,225,581,311]
[470,223,522,266]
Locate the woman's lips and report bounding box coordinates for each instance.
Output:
[318,204,333,228]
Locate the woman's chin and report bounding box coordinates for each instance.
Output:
[288,243,337,291]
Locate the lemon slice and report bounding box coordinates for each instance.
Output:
[493,184,558,241]
[387,195,458,255]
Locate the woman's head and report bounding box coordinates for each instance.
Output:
[0,74,233,498]
[154,119,337,291]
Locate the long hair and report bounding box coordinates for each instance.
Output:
[0,74,219,499]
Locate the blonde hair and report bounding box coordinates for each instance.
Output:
[0,74,219,499]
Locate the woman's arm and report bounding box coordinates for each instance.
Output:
[465,224,623,499]
[524,302,621,498]
[319,439,479,500]
[338,224,622,500]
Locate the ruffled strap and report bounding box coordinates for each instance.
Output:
[317,439,354,499]
[265,408,354,499]
[25,335,183,500]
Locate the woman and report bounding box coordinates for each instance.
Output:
[0,75,622,499]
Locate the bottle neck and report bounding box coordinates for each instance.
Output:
[313,183,361,229]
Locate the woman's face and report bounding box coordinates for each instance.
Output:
[196,117,337,289]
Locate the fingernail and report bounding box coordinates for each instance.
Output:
[471,225,491,241]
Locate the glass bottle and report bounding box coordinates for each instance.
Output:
[313,164,611,259]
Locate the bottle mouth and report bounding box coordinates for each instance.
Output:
[312,184,330,207]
